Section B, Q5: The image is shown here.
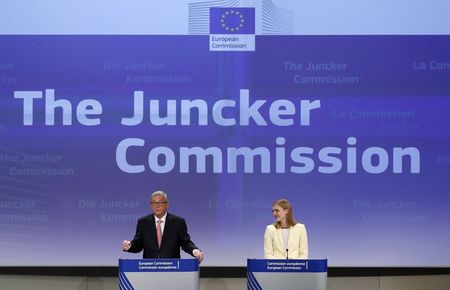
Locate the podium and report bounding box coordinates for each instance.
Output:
[119,258,199,290]
[247,259,327,290]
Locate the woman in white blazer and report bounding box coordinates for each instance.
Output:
[264,199,308,259]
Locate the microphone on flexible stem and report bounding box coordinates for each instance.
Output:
[286,249,289,260]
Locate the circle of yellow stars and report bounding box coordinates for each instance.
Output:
[221,10,245,32]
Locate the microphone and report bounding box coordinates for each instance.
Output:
[286,248,289,260]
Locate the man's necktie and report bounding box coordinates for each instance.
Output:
[156,220,163,248]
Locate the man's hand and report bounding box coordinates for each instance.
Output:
[193,249,204,264]
[122,240,131,251]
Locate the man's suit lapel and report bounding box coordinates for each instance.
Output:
[147,215,159,249]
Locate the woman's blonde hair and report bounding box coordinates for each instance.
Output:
[273,199,297,229]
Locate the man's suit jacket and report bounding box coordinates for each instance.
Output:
[264,223,308,259]
[127,213,198,258]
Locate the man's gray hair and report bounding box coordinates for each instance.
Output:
[151,190,169,202]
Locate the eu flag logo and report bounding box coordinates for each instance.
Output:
[210,8,255,34]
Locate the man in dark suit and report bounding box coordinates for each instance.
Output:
[122,191,204,263]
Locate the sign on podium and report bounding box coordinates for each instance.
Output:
[119,258,199,290]
[247,259,327,290]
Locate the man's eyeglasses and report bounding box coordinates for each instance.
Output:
[151,201,168,206]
